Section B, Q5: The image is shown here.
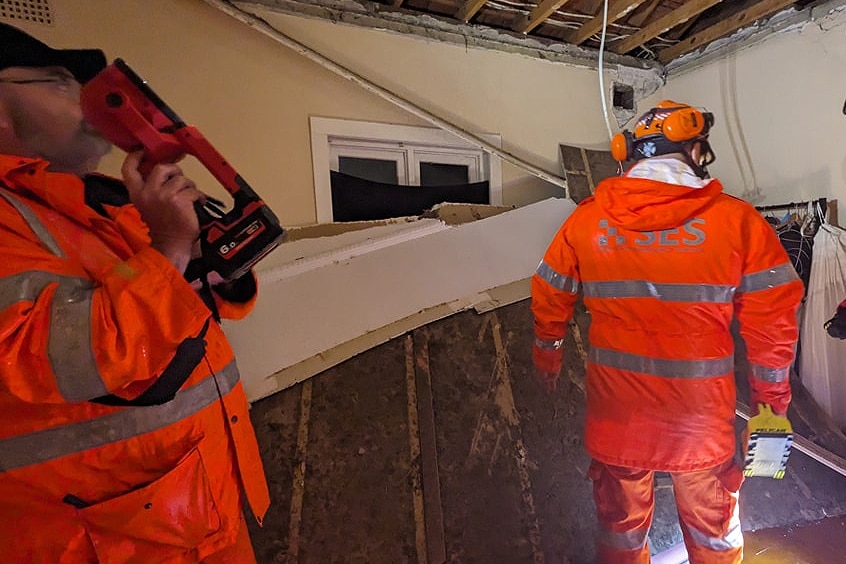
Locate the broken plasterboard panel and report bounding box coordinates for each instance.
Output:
[422,202,515,225]
[280,214,426,243]
[257,216,448,278]
[223,197,577,401]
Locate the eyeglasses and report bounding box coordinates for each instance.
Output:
[0,74,79,92]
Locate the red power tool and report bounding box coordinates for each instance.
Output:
[80,58,285,282]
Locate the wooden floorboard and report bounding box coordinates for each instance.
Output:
[248,299,846,563]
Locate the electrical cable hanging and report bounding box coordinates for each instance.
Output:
[597,0,614,141]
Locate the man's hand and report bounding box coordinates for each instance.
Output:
[122,151,204,273]
[750,399,788,418]
[533,340,563,394]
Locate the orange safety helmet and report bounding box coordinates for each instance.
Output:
[611,100,714,164]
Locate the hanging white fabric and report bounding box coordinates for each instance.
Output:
[799,207,846,428]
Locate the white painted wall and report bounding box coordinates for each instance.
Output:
[644,8,846,207]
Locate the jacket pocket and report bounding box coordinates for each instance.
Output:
[79,447,221,564]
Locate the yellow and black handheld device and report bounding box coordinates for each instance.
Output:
[743,404,793,479]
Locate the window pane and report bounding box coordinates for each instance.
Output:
[338,157,398,184]
[419,162,469,186]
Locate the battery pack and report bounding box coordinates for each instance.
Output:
[743,404,793,479]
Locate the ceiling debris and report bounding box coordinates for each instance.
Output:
[225,197,576,400]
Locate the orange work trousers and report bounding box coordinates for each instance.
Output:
[589,458,744,564]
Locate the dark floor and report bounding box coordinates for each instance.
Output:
[246,299,846,563]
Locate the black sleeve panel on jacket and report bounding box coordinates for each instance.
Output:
[90,319,210,407]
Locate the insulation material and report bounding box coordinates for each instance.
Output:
[224,197,576,401]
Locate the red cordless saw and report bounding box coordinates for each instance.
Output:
[80,58,285,282]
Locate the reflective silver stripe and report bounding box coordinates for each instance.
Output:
[583,280,735,303]
[0,361,240,472]
[590,347,734,379]
[0,190,65,257]
[685,520,743,551]
[48,277,106,401]
[738,263,799,293]
[0,192,104,400]
[597,525,649,551]
[0,271,106,401]
[535,260,579,293]
[0,271,78,310]
[750,363,789,383]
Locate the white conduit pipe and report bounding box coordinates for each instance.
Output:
[201,0,569,198]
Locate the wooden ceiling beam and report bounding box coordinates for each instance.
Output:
[513,0,575,34]
[611,0,724,55]
[625,0,662,28]
[657,0,800,63]
[455,0,489,23]
[565,0,649,46]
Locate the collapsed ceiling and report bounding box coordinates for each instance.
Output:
[236,0,830,71]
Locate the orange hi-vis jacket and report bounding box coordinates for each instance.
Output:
[532,161,804,472]
[0,154,270,563]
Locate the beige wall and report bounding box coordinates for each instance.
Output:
[644,10,846,208]
[18,0,654,225]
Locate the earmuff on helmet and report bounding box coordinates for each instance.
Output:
[610,100,715,178]
[611,100,714,162]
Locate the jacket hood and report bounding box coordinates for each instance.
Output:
[592,174,723,232]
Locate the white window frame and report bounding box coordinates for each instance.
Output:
[311,117,502,223]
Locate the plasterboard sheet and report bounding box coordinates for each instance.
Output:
[257,216,446,273]
[224,197,576,401]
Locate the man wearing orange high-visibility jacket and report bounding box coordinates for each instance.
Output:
[0,23,268,562]
[531,101,803,564]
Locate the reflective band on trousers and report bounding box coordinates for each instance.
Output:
[750,363,789,383]
[535,260,579,293]
[685,520,743,551]
[0,361,240,472]
[0,270,106,402]
[738,263,799,293]
[598,525,649,551]
[590,347,734,379]
[582,280,735,303]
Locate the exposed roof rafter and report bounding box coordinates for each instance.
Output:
[232,0,826,69]
[657,0,801,62]
[611,0,724,55]
[625,0,663,28]
[512,0,574,34]
[565,0,650,46]
[455,0,489,23]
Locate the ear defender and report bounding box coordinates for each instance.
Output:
[611,131,633,162]
[662,107,713,142]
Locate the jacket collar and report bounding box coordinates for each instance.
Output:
[0,153,89,219]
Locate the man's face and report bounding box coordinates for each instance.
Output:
[0,65,111,175]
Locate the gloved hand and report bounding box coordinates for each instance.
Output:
[750,398,788,417]
[824,305,846,339]
[533,341,563,394]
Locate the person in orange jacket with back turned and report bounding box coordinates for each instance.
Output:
[531,100,803,563]
[0,23,269,562]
